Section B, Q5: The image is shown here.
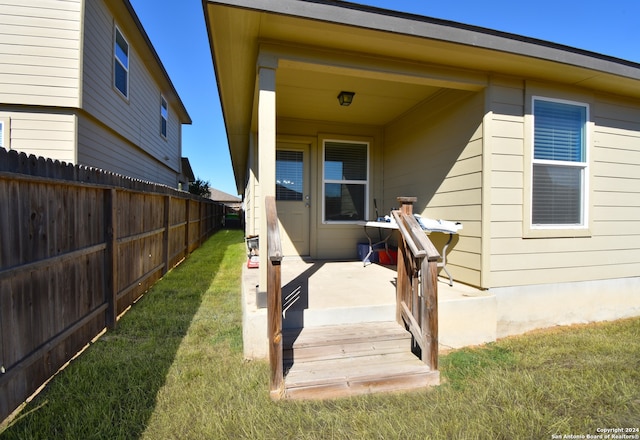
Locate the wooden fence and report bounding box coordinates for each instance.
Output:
[0,149,223,422]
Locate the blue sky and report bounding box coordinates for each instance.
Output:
[129,0,640,197]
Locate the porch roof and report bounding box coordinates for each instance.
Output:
[202,0,640,193]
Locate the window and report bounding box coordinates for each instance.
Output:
[323,141,368,222]
[160,96,168,138]
[532,98,588,227]
[276,150,303,201]
[114,27,129,98]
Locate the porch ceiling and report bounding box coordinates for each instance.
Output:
[203,0,640,193]
[275,65,442,126]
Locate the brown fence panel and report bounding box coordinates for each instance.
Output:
[0,177,108,422]
[114,191,166,313]
[187,199,201,254]
[167,197,188,269]
[0,149,222,423]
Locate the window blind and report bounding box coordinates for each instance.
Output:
[532,164,582,224]
[324,143,367,181]
[534,100,585,162]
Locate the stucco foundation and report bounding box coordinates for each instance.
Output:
[494,277,640,338]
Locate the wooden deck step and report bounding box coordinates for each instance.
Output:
[282,322,439,399]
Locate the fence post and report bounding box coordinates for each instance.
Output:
[202,201,206,240]
[105,188,118,329]
[184,198,190,256]
[162,195,170,275]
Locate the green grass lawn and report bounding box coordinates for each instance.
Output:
[2,229,639,439]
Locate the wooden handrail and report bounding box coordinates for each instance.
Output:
[393,197,440,371]
[265,196,284,399]
[391,211,439,262]
[392,211,426,259]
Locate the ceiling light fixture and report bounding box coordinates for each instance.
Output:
[337,91,355,106]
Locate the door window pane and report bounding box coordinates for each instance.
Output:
[276,150,303,201]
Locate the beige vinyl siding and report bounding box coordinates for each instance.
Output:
[77,114,178,187]
[487,80,526,279]
[384,89,484,287]
[489,81,640,287]
[591,94,640,272]
[0,0,81,107]
[81,0,181,177]
[0,110,76,162]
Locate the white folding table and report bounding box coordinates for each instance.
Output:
[361,221,398,265]
[361,218,463,286]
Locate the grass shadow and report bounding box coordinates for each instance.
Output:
[1,229,244,440]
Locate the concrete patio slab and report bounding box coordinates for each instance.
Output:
[241,257,496,359]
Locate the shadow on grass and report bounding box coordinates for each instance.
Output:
[1,229,244,440]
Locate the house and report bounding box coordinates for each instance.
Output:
[203,0,640,348]
[209,187,243,227]
[209,187,242,207]
[0,0,191,188]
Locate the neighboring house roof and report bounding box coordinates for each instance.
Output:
[209,187,242,204]
[120,0,192,125]
[203,0,640,192]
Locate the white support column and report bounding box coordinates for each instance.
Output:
[247,133,258,235]
[258,66,277,299]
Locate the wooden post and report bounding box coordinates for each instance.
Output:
[265,196,283,398]
[423,259,439,370]
[395,238,406,325]
[395,197,416,324]
[105,188,118,329]
[268,257,283,397]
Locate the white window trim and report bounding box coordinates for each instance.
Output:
[160,95,168,138]
[0,117,9,149]
[321,139,370,224]
[114,25,129,99]
[526,95,591,237]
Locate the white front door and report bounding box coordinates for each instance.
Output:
[276,142,310,256]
